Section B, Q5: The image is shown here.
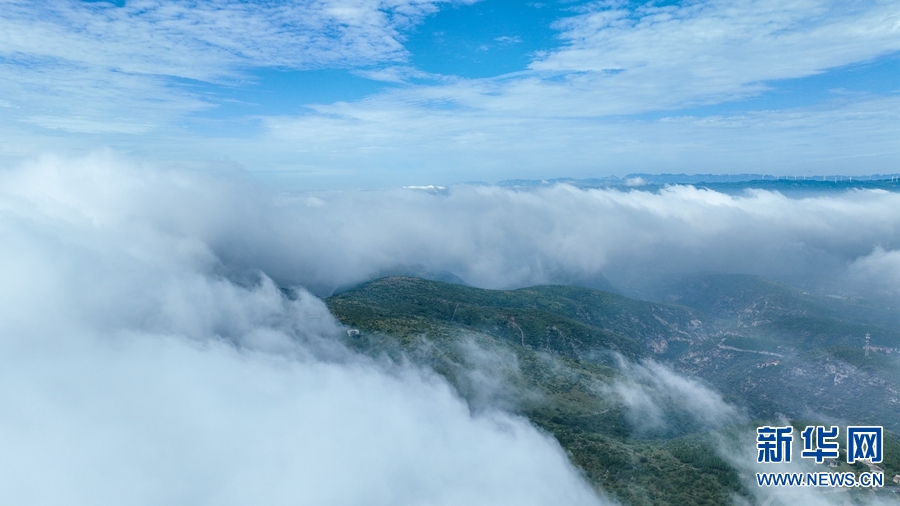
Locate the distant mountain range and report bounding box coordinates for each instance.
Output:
[494,174,900,193]
[323,274,900,505]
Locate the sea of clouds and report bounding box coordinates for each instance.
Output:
[2,152,900,504]
[0,153,610,505]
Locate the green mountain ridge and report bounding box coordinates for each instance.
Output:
[328,276,706,358]
[323,275,900,505]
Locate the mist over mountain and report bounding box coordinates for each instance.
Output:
[22,153,894,300]
[327,275,900,504]
[2,152,899,504]
[0,154,610,506]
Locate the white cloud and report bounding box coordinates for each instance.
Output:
[0,152,610,505]
[532,0,900,110]
[352,65,450,83]
[1,0,898,177]
[11,150,900,297]
[847,245,900,297]
[494,35,522,44]
[0,0,458,80]
[0,0,471,132]
[242,0,900,179]
[259,171,900,296]
[602,359,741,433]
[263,0,900,121]
[256,91,900,183]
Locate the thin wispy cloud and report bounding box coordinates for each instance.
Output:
[0,0,470,132]
[1,0,897,180]
[1,0,460,79]
[533,0,900,109]
[256,0,900,180]
[602,359,742,434]
[261,91,900,183]
[280,0,900,118]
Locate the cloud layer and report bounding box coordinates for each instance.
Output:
[207,169,900,297]
[9,151,900,296]
[0,153,610,505]
[4,151,900,504]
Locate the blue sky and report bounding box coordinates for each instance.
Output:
[1,0,899,188]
